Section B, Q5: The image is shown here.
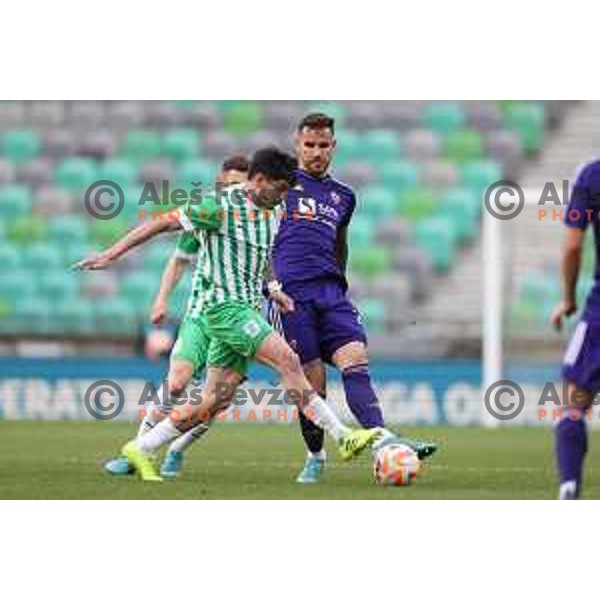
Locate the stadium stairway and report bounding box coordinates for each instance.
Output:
[408,101,594,356]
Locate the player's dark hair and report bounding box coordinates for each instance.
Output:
[248,147,297,187]
[297,112,335,134]
[222,154,250,173]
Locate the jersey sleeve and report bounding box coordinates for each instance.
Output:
[179,194,225,232]
[173,232,199,261]
[340,191,356,228]
[565,162,600,230]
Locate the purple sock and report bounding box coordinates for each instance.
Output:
[555,407,588,498]
[342,364,385,428]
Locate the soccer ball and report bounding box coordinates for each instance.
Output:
[373,443,420,486]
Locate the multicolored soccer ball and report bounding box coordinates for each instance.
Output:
[373,443,420,486]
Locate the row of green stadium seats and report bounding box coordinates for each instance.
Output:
[177,99,544,141]
[0,239,176,274]
[0,159,499,223]
[1,129,204,164]
[0,101,544,164]
[0,293,389,337]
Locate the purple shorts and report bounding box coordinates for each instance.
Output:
[268,282,367,365]
[562,320,600,392]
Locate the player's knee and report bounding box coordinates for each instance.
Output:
[168,372,190,397]
[277,347,302,377]
[168,362,193,396]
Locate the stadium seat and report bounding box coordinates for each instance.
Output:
[459,160,503,193]
[397,187,438,221]
[361,130,402,160]
[90,217,128,247]
[224,102,263,135]
[17,158,53,188]
[368,274,413,306]
[503,102,545,154]
[29,101,65,127]
[381,102,422,130]
[179,102,222,129]
[120,130,162,161]
[465,102,503,131]
[0,102,26,128]
[68,102,105,128]
[356,298,386,332]
[42,129,78,157]
[162,129,201,162]
[54,157,98,191]
[34,185,76,217]
[345,102,382,130]
[145,101,182,128]
[38,271,78,301]
[120,272,159,305]
[334,131,363,164]
[107,101,145,128]
[0,184,32,218]
[349,215,376,248]
[422,102,466,133]
[80,271,119,299]
[202,131,240,162]
[98,159,138,187]
[61,242,94,267]
[25,243,64,271]
[485,131,523,179]
[414,216,458,271]
[420,161,459,190]
[95,298,137,335]
[177,159,219,189]
[55,299,96,334]
[404,130,441,162]
[12,297,52,334]
[8,215,47,244]
[0,242,22,269]
[0,158,15,183]
[77,130,119,159]
[350,247,392,278]
[145,240,174,271]
[139,159,174,186]
[0,271,36,305]
[3,130,42,163]
[335,161,376,189]
[49,215,89,245]
[443,130,484,163]
[378,161,419,189]
[360,185,397,219]
[375,217,413,247]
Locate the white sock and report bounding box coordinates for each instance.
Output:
[137,418,180,453]
[137,381,171,438]
[168,419,213,453]
[308,449,326,461]
[304,395,348,441]
[559,480,579,500]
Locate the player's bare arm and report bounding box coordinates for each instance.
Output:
[74,219,182,270]
[151,255,189,324]
[551,226,585,330]
[265,256,294,313]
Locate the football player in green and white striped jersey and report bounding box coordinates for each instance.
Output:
[104,156,250,478]
[78,147,384,482]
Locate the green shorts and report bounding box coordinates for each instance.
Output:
[171,302,273,378]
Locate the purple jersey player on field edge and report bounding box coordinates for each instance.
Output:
[551,158,600,499]
[266,113,437,483]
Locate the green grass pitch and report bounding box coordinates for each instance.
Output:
[1,421,599,499]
